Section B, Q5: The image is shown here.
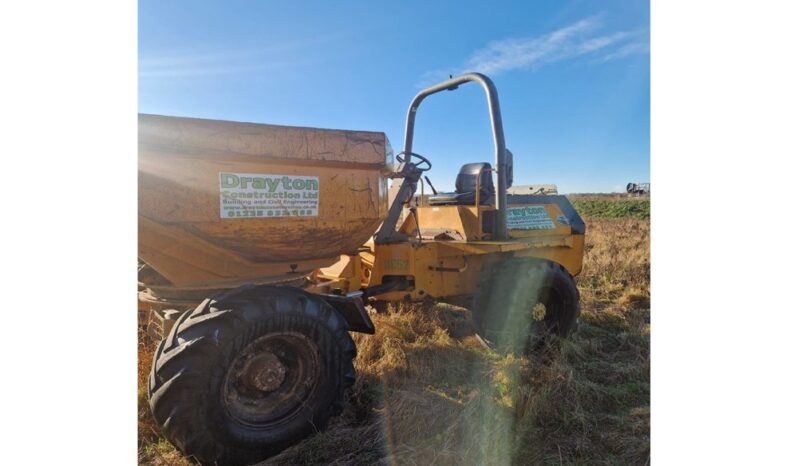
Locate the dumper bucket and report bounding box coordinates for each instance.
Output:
[138,114,391,290]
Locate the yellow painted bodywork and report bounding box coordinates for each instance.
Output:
[318,202,584,301]
[138,113,583,303]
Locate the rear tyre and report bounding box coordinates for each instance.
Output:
[369,300,390,314]
[473,259,580,353]
[148,285,356,466]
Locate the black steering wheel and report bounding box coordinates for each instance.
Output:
[395,151,432,172]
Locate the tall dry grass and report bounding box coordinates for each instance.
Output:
[138,217,650,465]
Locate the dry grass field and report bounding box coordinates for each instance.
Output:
[139,209,650,465]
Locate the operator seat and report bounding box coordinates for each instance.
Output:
[427,162,495,206]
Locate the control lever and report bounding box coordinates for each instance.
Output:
[424,176,438,195]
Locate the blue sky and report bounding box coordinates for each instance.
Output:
[139,0,649,193]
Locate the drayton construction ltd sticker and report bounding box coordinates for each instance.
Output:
[219,172,319,219]
[507,206,555,230]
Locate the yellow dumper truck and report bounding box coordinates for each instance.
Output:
[140,73,585,465]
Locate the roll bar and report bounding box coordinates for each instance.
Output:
[375,72,510,243]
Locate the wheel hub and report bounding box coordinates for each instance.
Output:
[532,302,547,321]
[222,332,323,426]
[242,352,287,392]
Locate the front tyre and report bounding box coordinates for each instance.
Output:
[148,286,356,466]
[473,259,580,353]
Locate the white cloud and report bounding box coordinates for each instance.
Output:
[420,16,648,85]
[139,32,348,79]
[596,41,649,63]
[577,31,632,54]
[464,17,600,74]
[139,48,304,79]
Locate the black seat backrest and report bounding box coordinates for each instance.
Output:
[456,162,494,196]
[425,162,495,206]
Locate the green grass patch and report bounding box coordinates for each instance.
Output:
[570,198,650,220]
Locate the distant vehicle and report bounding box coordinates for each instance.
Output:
[626,182,650,195]
[508,184,558,195]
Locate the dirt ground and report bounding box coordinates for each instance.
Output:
[138,217,650,465]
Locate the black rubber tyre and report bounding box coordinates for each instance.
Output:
[369,300,390,314]
[148,285,356,466]
[473,259,580,353]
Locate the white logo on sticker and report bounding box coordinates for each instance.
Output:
[219,172,320,219]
